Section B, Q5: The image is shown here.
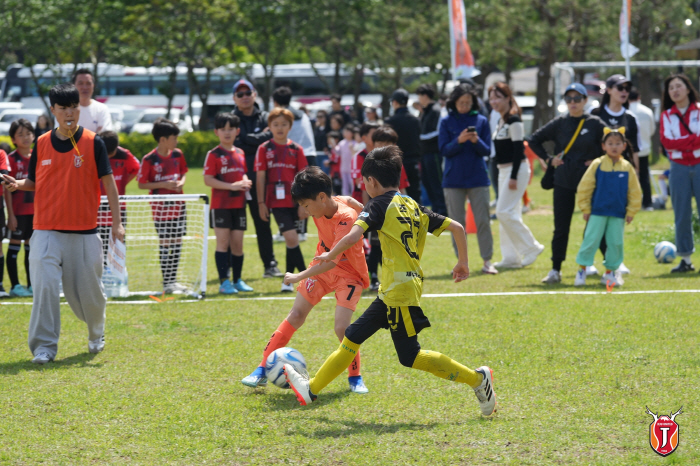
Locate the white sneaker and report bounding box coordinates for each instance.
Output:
[284,363,316,406]
[541,269,561,284]
[521,203,532,214]
[273,233,285,243]
[600,271,623,287]
[585,265,599,276]
[88,335,105,354]
[617,262,630,275]
[164,283,188,294]
[481,261,498,274]
[299,233,308,242]
[521,243,545,267]
[574,268,587,286]
[473,366,497,416]
[281,282,294,292]
[32,352,53,364]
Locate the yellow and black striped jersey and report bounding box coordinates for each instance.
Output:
[354,191,451,306]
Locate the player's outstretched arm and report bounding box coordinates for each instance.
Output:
[445,220,469,282]
[315,224,364,263]
[284,261,336,285]
[1,174,34,192]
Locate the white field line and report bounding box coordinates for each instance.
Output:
[2,288,700,306]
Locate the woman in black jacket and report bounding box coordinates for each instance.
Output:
[528,83,607,284]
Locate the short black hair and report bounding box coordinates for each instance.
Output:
[9,118,34,140]
[0,142,11,153]
[214,112,240,129]
[152,117,180,142]
[343,123,356,133]
[629,87,640,101]
[49,83,80,107]
[361,146,402,188]
[416,83,435,99]
[327,130,341,140]
[330,93,342,103]
[291,166,332,203]
[371,125,398,145]
[272,86,293,106]
[71,68,93,84]
[99,130,119,154]
[359,121,379,137]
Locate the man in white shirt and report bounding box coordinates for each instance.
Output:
[73,69,113,133]
[629,87,656,210]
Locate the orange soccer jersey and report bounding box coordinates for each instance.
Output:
[312,197,369,288]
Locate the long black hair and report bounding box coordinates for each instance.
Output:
[662,73,699,111]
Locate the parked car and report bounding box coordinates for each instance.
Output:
[129,108,192,135]
[0,108,46,136]
[108,108,124,133]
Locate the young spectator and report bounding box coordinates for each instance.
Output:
[329,113,344,132]
[336,124,357,196]
[137,118,189,293]
[96,131,140,267]
[324,131,342,194]
[255,107,309,292]
[329,94,351,126]
[5,119,35,297]
[351,122,379,205]
[2,83,124,364]
[284,146,496,418]
[203,113,254,295]
[439,83,497,275]
[574,129,641,287]
[488,82,545,268]
[313,110,329,164]
[386,88,422,201]
[242,167,370,393]
[628,87,657,210]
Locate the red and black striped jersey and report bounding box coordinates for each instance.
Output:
[203,145,248,209]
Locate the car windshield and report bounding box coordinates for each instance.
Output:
[0,113,39,123]
[122,109,143,123]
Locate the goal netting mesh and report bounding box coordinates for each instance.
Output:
[98,194,209,298]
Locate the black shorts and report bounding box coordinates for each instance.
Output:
[345,297,431,344]
[9,215,33,241]
[155,211,187,239]
[0,206,5,239]
[271,207,300,233]
[211,208,247,231]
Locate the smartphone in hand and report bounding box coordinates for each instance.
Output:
[467,126,476,133]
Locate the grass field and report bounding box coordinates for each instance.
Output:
[2,164,699,465]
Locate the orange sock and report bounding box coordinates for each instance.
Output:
[522,190,531,206]
[348,352,361,377]
[259,319,297,367]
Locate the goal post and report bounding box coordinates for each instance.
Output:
[98,194,209,298]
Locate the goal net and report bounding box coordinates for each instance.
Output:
[98,194,209,298]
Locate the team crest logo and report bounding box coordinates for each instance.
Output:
[266,149,275,159]
[305,278,316,293]
[155,163,163,173]
[646,406,682,457]
[221,157,228,165]
[73,153,83,168]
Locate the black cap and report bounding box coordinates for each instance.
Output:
[391,88,409,105]
[605,74,631,89]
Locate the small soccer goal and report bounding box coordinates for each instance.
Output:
[98,194,209,298]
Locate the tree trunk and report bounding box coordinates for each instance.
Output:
[352,64,364,123]
[533,34,556,130]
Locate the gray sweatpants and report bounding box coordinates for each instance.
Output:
[28,230,106,358]
[443,186,493,261]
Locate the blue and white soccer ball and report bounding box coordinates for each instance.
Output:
[264,347,307,389]
[654,241,677,264]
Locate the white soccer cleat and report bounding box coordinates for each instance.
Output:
[541,269,561,284]
[474,366,497,417]
[280,283,294,293]
[574,268,587,287]
[284,363,316,406]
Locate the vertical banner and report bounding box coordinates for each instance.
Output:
[448,0,475,80]
[619,0,639,78]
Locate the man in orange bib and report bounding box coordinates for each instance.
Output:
[2,83,124,364]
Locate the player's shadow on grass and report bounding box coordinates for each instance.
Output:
[298,416,438,439]
[0,352,101,375]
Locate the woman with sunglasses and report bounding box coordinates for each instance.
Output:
[528,83,607,284]
[659,74,700,273]
[587,74,641,276]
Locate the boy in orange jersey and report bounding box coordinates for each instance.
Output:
[242,166,370,394]
[2,83,124,364]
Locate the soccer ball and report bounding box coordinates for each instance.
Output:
[264,347,307,389]
[654,241,677,263]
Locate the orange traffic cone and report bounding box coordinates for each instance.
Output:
[465,201,477,234]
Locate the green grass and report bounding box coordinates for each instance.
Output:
[2,161,699,464]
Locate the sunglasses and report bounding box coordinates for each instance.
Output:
[235,90,253,98]
[615,84,631,92]
[564,95,584,103]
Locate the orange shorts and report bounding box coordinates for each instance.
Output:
[298,274,364,311]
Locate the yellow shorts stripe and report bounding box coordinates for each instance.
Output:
[400,306,416,337]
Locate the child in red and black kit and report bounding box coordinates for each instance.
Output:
[204,112,254,295]
[4,119,35,297]
[97,131,140,265]
[324,130,342,195]
[137,118,189,293]
[255,107,309,292]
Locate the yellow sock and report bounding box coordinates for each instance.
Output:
[309,337,361,394]
[411,350,482,388]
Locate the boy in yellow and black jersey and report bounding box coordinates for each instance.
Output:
[284,145,497,417]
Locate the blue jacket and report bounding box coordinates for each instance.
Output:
[577,155,642,219]
[438,111,491,188]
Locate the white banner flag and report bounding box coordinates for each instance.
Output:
[620,0,639,59]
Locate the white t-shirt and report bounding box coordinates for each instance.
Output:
[78,99,113,133]
[629,101,656,157]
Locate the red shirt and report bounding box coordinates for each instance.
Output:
[137,148,189,221]
[254,139,308,208]
[0,149,8,173]
[351,149,410,198]
[7,150,34,216]
[101,147,140,195]
[327,147,340,177]
[203,145,248,209]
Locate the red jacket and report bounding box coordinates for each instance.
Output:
[660,102,700,166]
